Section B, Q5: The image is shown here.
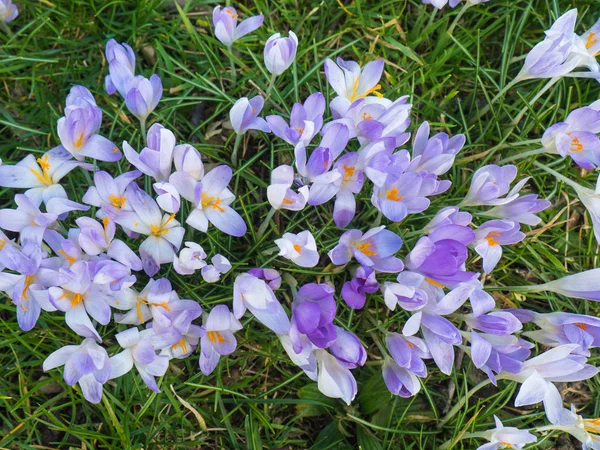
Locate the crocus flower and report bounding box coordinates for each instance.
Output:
[124,74,162,124]
[155,299,204,359]
[113,278,176,325]
[471,220,525,273]
[153,182,180,214]
[275,230,319,268]
[0,243,59,331]
[123,123,176,183]
[201,254,232,283]
[279,333,317,380]
[382,358,422,398]
[541,102,600,169]
[230,96,269,134]
[477,416,537,450]
[341,265,378,309]
[0,0,18,23]
[266,93,325,146]
[383,333,430,398]
[290,283,336,351]
[328,226,404,273]
[407,121,465,175]
[329,327,366,369]
[464,311,523,335]
[248,268,281,290]
[267,165,309,211]
[43,338,111,404]
[212,6,264,48]
[199,305,243,375]
[462,164,528,206]
[114,184,184,276]
[540,400,600,449]
[382,271,429,312]
[173,242,207,275]
[422,206,472,234]
[109,328,169,392]
[104,39,136,97]
[0,147,91,206]
[294,123,350,182]
[233,273,290,335]
[485,194,551,226]
[57,86,121,162]
[264,31,298,76]
[169,165,247,237]
[324,58,384,111]
[82,170,141,220]
[405,224,477,285]
[526,269,600,301]
[315,349,357,405]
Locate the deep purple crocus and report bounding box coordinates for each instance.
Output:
[290,283,337,350]
[341,265,378,309]
[329,327,366,369]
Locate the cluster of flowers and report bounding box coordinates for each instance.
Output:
[2,3,600,449]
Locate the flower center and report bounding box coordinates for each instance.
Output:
[569,136,584,153]
[294,127,304,134]
[21,275,35,301]
[386,186,403,201]
[207,331,226,344]
[586,32,597,50]
[425,277,445,289]
[485,231,501,246]
[349,76,383,102]
[500,442,514,449]
[29,155,53,186]
[342,164,355,183]
[150,214,176,237]
[58,250,77,266]
[355,242,376,256]
[108,194,126,208]
[172,338,189,354]
[361,112,373,121]
[293,243,302,253]
[201,193,225,212]
[74,132,85,150]
[575,322,588,330]
[225,9,238,19]
[282,197,294,205]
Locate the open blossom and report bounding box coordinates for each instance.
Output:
[266,93,325,146]
[328,226,404,273]
[324,58,384,109]
[267,165,309,211]
[407,121,465,175]
[43,338,111,404]
[201,254,231,283]
[472,220,525,273]
[275,230,319,268]
[125,74,162,124]
[199,305,243,376]
[104,39,136,97]
[382,272,429,312]
[423,206,472,234]
[0,0,18,23]
[123,123,176,183]
[109,328,169,392]
[462,164,528,206]
[383,333,430,397]
[230,96,269,134]
[541,396,600,450]
[477,416,537,450]
[114,184,184,276]
[290,283,336,350]
[212,6,264,47]
[541,101,600,169]
[294,123,350,182]
[173,242,207,275]
[113,278,176,325]
[82,170,141,221]
[264,31,298,76]
[57,86,121,162]
[341,265,378,309]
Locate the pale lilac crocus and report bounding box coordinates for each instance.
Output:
[173,242,207,275]
[524,268,600,301]
[114,184,184,276]
[199,305,243,376]
[82,170,141,220]
[264,31,298,76]
[539,395,600,449]
[248,268,281,290]
[324,58,385,110]
[383,333,430,398]
[472,220,525,273]
[169,165,247,237]
[407,121,465,175]
[212,6,264,48]
[290,283,336,350]
[328,226,404,273]
[423,206,472,234]
[329,327,366,369]
[109,328,169,392]
[382,271,429,312]
[485,194,551,226]
[155,300,203,359]
[541,102,600,169]
[104,39,136,97]
[113,278,177,326]
[124,74,162,125]
[315,349,357,405]
[341,265,378,309]
[123,123,176,183]
[57,86,121,162]
[230,96,269,134]
[43,338,111,404]
[0,243,59,331]
[294,123,350,182]
[267,165,309,211]
[201,254,232,283]
[0,147,91,206]
[462,164,528,206]
[275,230,319,268]
[266,93,325,146]
[233,273,290,335]
[0,0,18,23]
[463,311,523,336]
[477,416,537,450]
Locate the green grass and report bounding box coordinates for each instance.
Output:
[1,0,600,448]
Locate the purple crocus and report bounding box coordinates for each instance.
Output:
[230,96,269,134]
[264,31,298,76]
[201,254,231,283]
[341,265,378,309]
[324,58,384,108]
[462,164,528,207]
[294,123,350,182]
[57,86,121,162]
[471,220,525,273]
[109,328,169,392]
[82,170,141,220]
[486,194,551,226]
[382,272,429,312]
[0,147,91,206]
[124,74,162,125]
[423,206,472,234]
[43,338,111,404]
[464,311,523,335]
[123,123,177,183]
[527,269,600,302]
[247,268,281,290]
[155,299,204,360]
[290,283,337,350]
[383,333,430,397]
[405,224,477,285]
[104,39,136,97]
[328,226,404,273]
[212,6,264,47]
[329,327,366,369]
[407,121,465,175]
[0,0,18,23]
[541,102,600,169]
[266,93,325,146]
[199,305,243,376]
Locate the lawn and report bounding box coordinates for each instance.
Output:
[1,0,600,448]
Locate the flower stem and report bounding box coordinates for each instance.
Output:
[0,21,14,38]
[228,46,236,83]
[498,147,547,164]
[256,206,277,240]
[448,3,470,34]
[266,74,277,98]
[231,133,243,167]
[140,119,147,140]
[511,76,560,126]
[438,378,492,428]
[533,161,584,192]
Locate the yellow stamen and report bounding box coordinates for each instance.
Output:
[500,443,514,449]
[293,243,302,253]
[569,137,584,153]
[282,198,294,205]
[108,194,126,209]
[586,32,597,50]
[207,331,226,344]
[21,275,34,300]
[225,9,238,19]
[150,214,176,237]
[485,231,501,247]
[386,186,403,201]
[0,239,5,249]
[201,193,225,213]
[349,75,383,101]
[342,164,355,183]
[30,155,53,186]
[102,216,111,241]
[172,338,189,353]
[71,293,84,308]
[37,155,51,171]
[355,242,376,256]
[294,127,304,134]
[425,277,445,289]
[74,132,85,149]
[575,322,588,330]
[58,250,77,266]
[362,112,373,121]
